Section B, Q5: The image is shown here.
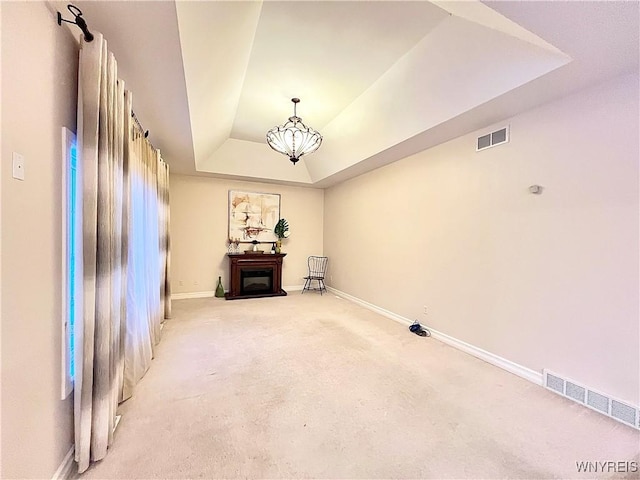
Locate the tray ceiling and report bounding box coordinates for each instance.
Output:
[60,1,639,187]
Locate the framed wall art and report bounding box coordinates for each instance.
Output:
[228,190,280,243]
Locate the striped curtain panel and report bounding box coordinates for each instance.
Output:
[75,33,171,474]
[158,157,172,320]
[75,33,127,474]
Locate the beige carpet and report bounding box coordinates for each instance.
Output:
[79,293,639,479]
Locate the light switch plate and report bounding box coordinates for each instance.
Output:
[12,152,25,180]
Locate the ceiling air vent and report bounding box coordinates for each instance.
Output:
[476,126,509,151]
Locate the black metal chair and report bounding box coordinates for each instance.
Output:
[302,256,328,295]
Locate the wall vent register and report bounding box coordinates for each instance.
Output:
[543,369,639,430]
[477,126,509,151]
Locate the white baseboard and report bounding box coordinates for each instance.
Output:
[427,326,543,385]
[327,287,543,386]
[327,286,413,325]
[284,285,304,292]
[172,290,215,300]
[52,445,75,480]
[114,414,122,433]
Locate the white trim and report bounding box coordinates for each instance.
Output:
[61,127,69,399]
[327,286,412,324]
[114,414,122,433]
[429,325,542,385]
[172,291,215,300]
[61,127,77,400]
[283,285,304,292]
[52,445,75,480]
[327,287,543,386]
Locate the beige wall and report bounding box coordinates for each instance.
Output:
[1,2,77,477]
[324,72,639,404]
[170,175,324,294]
[0,0,3,471]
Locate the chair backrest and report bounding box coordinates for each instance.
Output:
[308,256,328,278]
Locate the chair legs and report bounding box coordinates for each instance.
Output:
[301,277,326,294]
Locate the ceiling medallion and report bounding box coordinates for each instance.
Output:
[266,98,323,165]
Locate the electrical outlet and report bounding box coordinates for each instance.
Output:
[179,280,184,286]
[12,152,25,180]
[194,281,199,286]
[423,306,428,315]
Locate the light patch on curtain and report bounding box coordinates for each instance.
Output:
[122,128,163,400]
[62,126,79,400]
[68,140,77,381]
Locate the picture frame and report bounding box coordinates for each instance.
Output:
[228,190,281,243]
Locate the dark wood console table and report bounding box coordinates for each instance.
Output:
[225,253,287,300]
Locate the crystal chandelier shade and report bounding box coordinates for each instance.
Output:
[266,98,322,164]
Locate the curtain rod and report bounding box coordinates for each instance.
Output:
[131,111,149,139]
[131,111,163,158]
[56,6,165,164]
[57,4,94,42]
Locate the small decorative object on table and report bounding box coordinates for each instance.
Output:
[271,242,276,254]
[245,239,263,254]
[273,218,290,254]
[215,276,225,297]
[227,238,234,254]
[232,238,240,253]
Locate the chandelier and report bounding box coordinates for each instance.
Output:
[266,98,323,165]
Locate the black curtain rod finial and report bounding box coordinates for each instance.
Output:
[75,16,94,42]
[57,4,94,42]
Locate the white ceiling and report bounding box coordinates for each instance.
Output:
[63,0,639,187]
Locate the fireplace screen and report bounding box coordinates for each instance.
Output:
[240,268,273,294]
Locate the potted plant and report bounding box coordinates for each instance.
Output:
[273,218,290,253]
